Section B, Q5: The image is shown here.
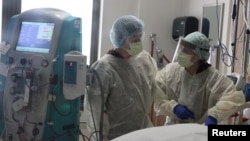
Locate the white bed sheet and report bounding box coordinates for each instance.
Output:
[111,123,208,141]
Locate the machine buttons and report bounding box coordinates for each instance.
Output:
[20,58,27,66]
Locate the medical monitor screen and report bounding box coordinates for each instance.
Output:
[16,21,55,53]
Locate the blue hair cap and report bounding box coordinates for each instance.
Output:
[110,15,144,48]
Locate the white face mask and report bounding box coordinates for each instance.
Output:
[177,52,194,68]
[127,41,143,56]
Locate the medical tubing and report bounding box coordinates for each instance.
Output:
[93,69,104,141]
[216,0,233,67]
[86,87,99,140]
[163,55,170,63]
[47,129,69,141]
[232,0,237,21]
[230,0,238,70]
[78,128,89,141]
[47,124,82,141]
[90,68,104,141]
[242,0,250,30]
[47,87,71,138]
[52,100,72,116]
[11,101,21,125]
[89,131,101,141]
[49,82,72,117]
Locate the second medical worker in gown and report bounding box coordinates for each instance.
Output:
[154,31,245,125]
[84,15,158,141]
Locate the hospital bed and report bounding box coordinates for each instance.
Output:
[111,123,207,141]
[228,102,250,125]
[112,73,250,141]
[111,101,250,141]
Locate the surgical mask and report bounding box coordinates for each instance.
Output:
[177,52,194,68]
[127,41,143,56]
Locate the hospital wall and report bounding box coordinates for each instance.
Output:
[99,0,232,74]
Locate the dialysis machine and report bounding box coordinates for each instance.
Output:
[0,8,87,141]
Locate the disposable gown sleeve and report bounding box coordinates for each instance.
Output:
[142,51,159,99]
[208,80,245,122]
[153,64,179,118]
[136,50,158,102]
[84,64,111,141]
[208,70,245,122]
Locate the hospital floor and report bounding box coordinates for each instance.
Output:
[79,111,91,141]
[79,122,91,141]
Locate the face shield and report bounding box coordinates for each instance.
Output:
[172,37,196,63]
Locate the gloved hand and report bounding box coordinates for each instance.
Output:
[173,104,195,120]
[205,115,217,126]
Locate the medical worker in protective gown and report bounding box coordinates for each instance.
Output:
[154,31,245,125]
[84,15,158,141]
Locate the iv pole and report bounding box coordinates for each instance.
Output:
[149,33,170,69]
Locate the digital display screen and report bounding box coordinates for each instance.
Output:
[16,21,55,53]
[64,61,77,84]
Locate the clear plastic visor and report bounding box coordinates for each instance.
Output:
[172,37,196,62]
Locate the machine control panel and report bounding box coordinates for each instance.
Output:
[63,52,86,100]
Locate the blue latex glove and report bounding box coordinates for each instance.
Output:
[173,104,195,120]
[205,116,217,126]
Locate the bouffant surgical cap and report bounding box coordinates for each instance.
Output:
[110,15,144,48]
[184,31,211,61]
